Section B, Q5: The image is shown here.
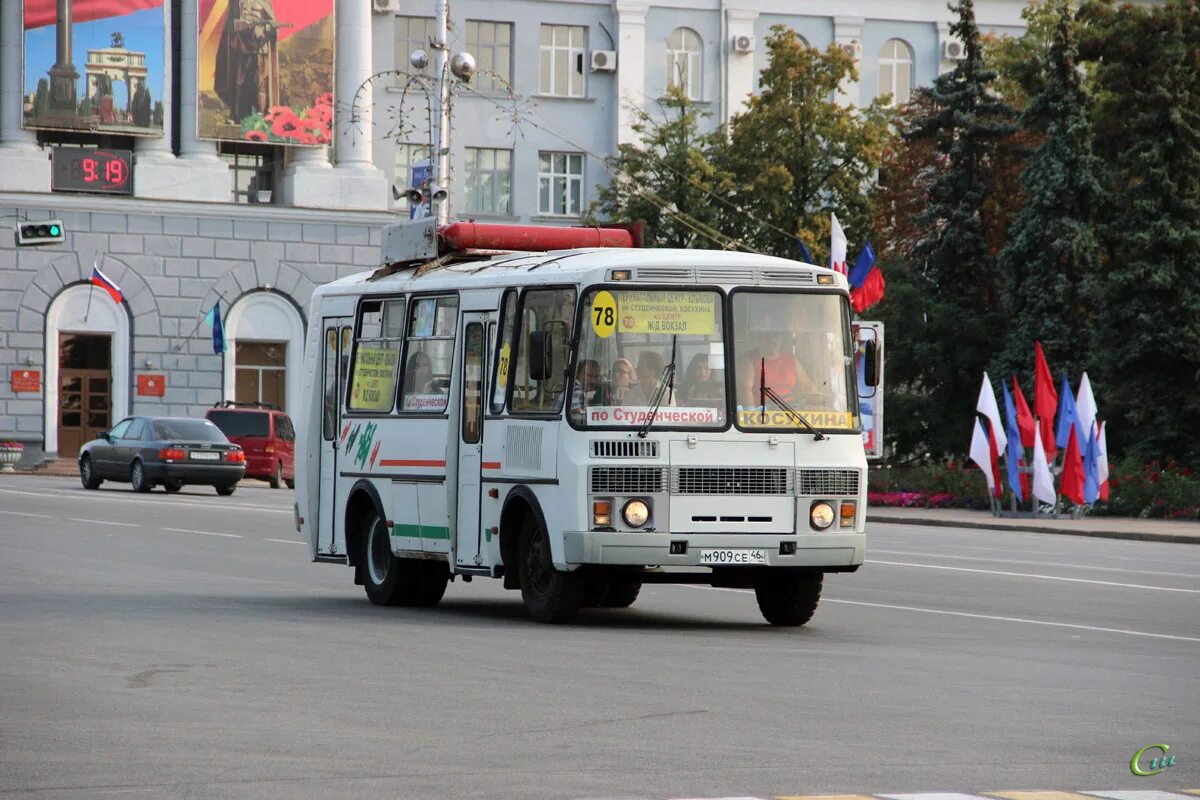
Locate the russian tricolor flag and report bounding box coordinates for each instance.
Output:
[91,265,123,304]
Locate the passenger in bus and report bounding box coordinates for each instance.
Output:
[737,320,819,407]
[680,354,721,403]
[610,357,634,403]
[404,351,436,396]
[622,351,676,406]
[569,359,608,418]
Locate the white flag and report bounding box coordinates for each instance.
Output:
[975,371,1007,453]
[1097,420,1109,484]
[1032,424,1057,506]
[1076,372,1098,445]
[969,418,996,496]
[830,213,847,276]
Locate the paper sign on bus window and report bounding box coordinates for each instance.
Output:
[412,299,436,337]
[350,347,400,411]
[497,343,511,388]
[586,406,722,426]
[737,409,856,429]
[617,291,716,335]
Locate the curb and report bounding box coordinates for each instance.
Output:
[868,513,1200,545]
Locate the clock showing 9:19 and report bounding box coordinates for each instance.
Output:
[51,147,134,195]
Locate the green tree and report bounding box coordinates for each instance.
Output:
[993,0,1102,387]
[896,0,1017,458]
[131,85,152,127]
[1080,0,1200,464]
[34,78,50,118]
[714,26,892,259]
[588,85,731,249]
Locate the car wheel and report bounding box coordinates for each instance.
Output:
[753,570,823,627]
[130,460,152,493]
[269,461,281,489]
[215,484,237,496]
[285,478,295,490]
[518,516,584,624]
[164,481,183,493]
[80,456,102,490]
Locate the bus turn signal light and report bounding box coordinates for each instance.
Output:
[840,501,856,528]
[593,500,612,527]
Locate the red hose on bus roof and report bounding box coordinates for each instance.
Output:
[438,222,636,253]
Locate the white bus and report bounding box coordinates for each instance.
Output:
[294,220,878,625]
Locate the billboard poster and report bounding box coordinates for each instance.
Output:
[855,321,884,460]
[197,0,334,145]
[23,0,166,136]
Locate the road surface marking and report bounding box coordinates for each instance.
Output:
[867,559,1200,593]
[267,538,306,545]
[0,509,50,518]
[69,517,139,527]
[777,795,878,800]
[988,793,1103,800]
[870,548,1200,579]
[162,527,243,539]
[882,795,997,800]
[0,487,291,514]
[1082,793,1200,800]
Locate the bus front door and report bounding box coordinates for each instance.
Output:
[318,318,352,556]
[455,314,489,568]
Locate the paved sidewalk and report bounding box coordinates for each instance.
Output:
[869,504,1200,544]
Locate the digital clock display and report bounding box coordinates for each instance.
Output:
[51,147,134,195]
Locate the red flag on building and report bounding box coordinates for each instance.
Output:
[1059,423,1085,504]
[1011,376,1035,448]
[24,0,164,29]
[1034,342,1058,463]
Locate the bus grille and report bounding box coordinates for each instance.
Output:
[671,467,793,495]
[796,469,861,496]
[589,466,668,495]
[590,440,659,459]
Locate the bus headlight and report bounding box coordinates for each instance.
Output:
[622,499,650,528]
[810,501,835,530]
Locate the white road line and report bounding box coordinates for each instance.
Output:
[162,527,243,539]
[869,548,1200,579]
[68,517,140,527]
[866,559,1200,593]
[0,509,50,518]
[267,538,306,545]
[0,486,291,514]
[675,586,1200,643]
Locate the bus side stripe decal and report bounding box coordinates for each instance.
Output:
[481,462,502,470]
[378,459,447,468]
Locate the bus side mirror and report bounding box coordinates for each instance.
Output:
[862,340,880,387]
[528,331,554,381]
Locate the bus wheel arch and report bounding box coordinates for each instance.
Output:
[345,480,386,585]
[499,487,550,591]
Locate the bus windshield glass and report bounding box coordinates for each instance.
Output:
[731,291,859,432]
[573,288,727,429]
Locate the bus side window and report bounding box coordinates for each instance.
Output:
[348,298,405,413]
[400,295,459,413]
[510,288,576,414]
[490,289,517,414]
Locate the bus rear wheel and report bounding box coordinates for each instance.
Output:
[518,517,584,624]
[753,570,823,627]
[362,514,448,607]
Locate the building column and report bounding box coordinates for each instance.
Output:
[723,6,758,124]
[285,0,386,210]
[135,0,194,199]
[174,0,230,201]
[0,0,51,191]
[614,0,648,146]
[833,15,864,108]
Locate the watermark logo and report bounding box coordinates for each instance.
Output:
[1131,743,1176,776]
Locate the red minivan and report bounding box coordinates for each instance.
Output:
[204,402,295,489]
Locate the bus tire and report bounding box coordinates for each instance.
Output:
[601,581,642,609]
[402,561,449,608]
[581,579,611,607]
[362,513,405,606]
[518,516,584,624]
[753,570,822,627]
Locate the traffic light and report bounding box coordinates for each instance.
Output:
[14,219,65,246]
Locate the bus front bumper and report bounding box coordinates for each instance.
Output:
[561,531,865,569]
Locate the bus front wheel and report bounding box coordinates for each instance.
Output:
[362,514,448,608]
[518,517,584,624]
[753,570,823,626]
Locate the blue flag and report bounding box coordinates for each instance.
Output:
[1002,380,1025,502]
[211,301,225,354]
[1083,426,1100,504]
[795,238,815,264]
[847,242,877,288]
[1055,372,1080,450]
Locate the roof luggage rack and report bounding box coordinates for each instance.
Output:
[212,400,281,411]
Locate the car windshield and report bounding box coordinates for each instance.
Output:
[573,289,726,428]
[153,419,229,442]
[207,410,269,437]
[731,291,859,431]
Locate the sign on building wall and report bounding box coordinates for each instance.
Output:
[22,0,166,137]
[11,369,41,393]
[137,373,166,396]
[197,0,334,145]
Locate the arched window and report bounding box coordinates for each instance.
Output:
[224,292,306,419]
[666,27,702,101]
[877,38,914,105]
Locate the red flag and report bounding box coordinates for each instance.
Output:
[987,424,1003,498]
[24,0,164,29]
[1034,342,1058,463]
[1011,376,1035,448]
[850,266,886,313]
[1059,423,1085,504]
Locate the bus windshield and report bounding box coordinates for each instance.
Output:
[731,291,859,432]
[573,288,727,429]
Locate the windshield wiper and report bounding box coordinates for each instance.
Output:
[638,335,678,438]
[759,358,825,441]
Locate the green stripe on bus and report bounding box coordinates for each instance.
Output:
[391,524,450,540]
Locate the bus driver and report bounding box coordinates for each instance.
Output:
[736,314,819,408]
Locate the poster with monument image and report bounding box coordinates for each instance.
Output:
[197,0,334,146]
[22,0,166,136]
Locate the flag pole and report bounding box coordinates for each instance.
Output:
[173,291,230,352]
[84,252,100,322]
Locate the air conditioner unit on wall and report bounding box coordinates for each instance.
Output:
[943,39,966,60]
[590,50,617,72]
[731,34,755,54]
[841,39,862,60]
[372,0,399,13]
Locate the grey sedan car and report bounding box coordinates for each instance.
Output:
[79,416,246,495]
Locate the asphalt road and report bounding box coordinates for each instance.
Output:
[1,474,1197,799]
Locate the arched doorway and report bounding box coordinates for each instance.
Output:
[44,284,131,457]
[222,291,304,419]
